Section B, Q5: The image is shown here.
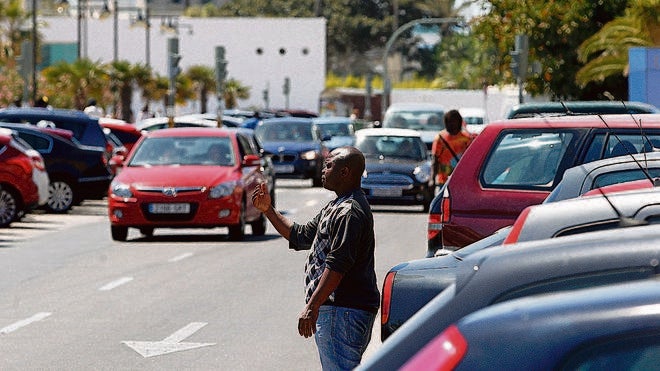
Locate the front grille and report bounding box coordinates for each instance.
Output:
[362,173,413,187]
[273,153,298,163]
[136,186,206,196]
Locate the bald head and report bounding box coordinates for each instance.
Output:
[324,146,365,193]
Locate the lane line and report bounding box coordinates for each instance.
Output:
[0,312,52,335]
[168,252,194,263]
[99,276,134,291]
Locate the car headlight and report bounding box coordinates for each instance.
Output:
[300,150,318,160]
[111,181,133,198]
[414,165,431,183]
[209,181,238,199]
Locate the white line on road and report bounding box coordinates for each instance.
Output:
[99,276,134,291]
[168,252,194,263]
[0,312,52,335]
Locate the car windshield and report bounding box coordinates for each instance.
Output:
[356,135,425,161]
[129,136,234,166]
[383,110,445,131]
[255,123,314,142]
[317,123,352,137]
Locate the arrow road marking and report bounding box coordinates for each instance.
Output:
[122,322,216,358]
[0,312,52,335]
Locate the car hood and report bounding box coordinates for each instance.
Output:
[365,158,426,173]
[262,141,320,154]
[117,165,236,186]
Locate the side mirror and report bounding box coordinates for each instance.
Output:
[243,154,261,167]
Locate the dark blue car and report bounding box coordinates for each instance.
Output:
[254,117,328,187]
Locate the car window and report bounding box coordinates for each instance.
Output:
[356,136,425,160]
[129,137,234,166]
[585,133,660,162]
[236,134,256,157]
[255,123,314,142]
[592,168,660,189]
[383,110,444,131]
[561,333,660,371]
[16,131,53,153]
[481,131,575,188]
[491,267,656,305]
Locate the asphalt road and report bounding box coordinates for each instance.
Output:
[0,179,426,370]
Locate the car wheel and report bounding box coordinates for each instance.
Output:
[0,187,18,228]
[228,201,246,241]
[139,227,154,237]
[111,226,128,241]
[251,213,267,236]
[47,179,75,213]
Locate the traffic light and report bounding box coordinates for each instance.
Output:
[168,37,181,80]
[283,77,290,95]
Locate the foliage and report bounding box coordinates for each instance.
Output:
[223,78,250,109]
[471,0,628,100]
[186,65,216,113]
[41,58,108,110]
[576,0,660,87]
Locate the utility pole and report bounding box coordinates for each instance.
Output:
[283,77,290,109]
[167,37,181,127]
[215,46,227,127]
[510,34,529,104]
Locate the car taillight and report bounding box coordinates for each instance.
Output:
[400,325,468,371]
[428,213,442,240]
[380,271,396,326]
[502,206,531,244]
[440,187,451,223]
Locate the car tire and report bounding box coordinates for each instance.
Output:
[111,226,128,241]
[251,213,267,236]
[0,187,19,228]
[139,227,154,237]
[228,201,246,241]
[47,179,75,213]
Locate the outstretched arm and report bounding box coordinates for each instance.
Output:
[251,183,292,240]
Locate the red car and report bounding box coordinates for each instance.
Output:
[108,127,270,241]
[428,113,660,256]
[99,119,143,154]
[0,128,43,227]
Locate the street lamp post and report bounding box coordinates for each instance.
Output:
[380,17,461,115]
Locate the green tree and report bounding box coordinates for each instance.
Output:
[106,60,154,121]
[41,58,107,109]
[185,65,216,113]
[576,0,660,89]
[223,78,250,109]
[471,0,628,100]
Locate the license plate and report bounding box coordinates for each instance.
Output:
[274,164,295,174]
[371,188,402,197]
[149,203,191,214]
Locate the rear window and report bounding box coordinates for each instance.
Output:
[481,131,575,189]
[382,110,445,131]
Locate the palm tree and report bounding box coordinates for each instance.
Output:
[576,0,660,86]
[222,78,250,109]
[185,65,216,113]
[107,61,154,122]
[41,58,108,109]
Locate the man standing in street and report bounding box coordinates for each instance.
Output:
[251,146,380,370]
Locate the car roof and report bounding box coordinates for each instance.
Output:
[143,127,233,138]
[258,117,313,125]
[506,101,660,118]
[0,107,96,120]
[451,277,660,370]
[361,224,660,370]
[547,151,660,202]
[488,113,660,129]
[312,116,352,124]
[0,122,75,142]
[507,188,660,243]
[356,128,421,137]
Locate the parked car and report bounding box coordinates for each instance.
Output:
[401,278,660,371]
[381,102,445,150]
[505,100,660,119]
[135,116,219,132]
[382,186,660,339]
[108,127,271,241]
[359,224,660,370]
[581,177,658,197]
[99,120,143,154]
[355,128,434,211]
[459,107,488,135]
[253,117,328,186]
[427,113,660,257]
[544,151,660,203]
[176,113,244,128]
[0,128,44,226]
[0,122,114,213]
[312,116,356,151]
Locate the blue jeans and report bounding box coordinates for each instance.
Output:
[314,305,376,371]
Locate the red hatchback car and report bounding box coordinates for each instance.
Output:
[428,113,660,256]
[108,127,270,241]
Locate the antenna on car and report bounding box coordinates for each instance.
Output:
[559,101,574,115]
[593,186,649,227]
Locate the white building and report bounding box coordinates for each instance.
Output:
[40,16,327,115]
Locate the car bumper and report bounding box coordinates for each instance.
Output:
[108,193,243,228]
[362,184,433,206]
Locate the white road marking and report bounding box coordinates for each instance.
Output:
[305,200,318,207]
[122,322,216,358]
[0,312,52,335]
[99,276,134,291]
[168,252,194,263]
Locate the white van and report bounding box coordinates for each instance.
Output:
[381,102,445,149]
